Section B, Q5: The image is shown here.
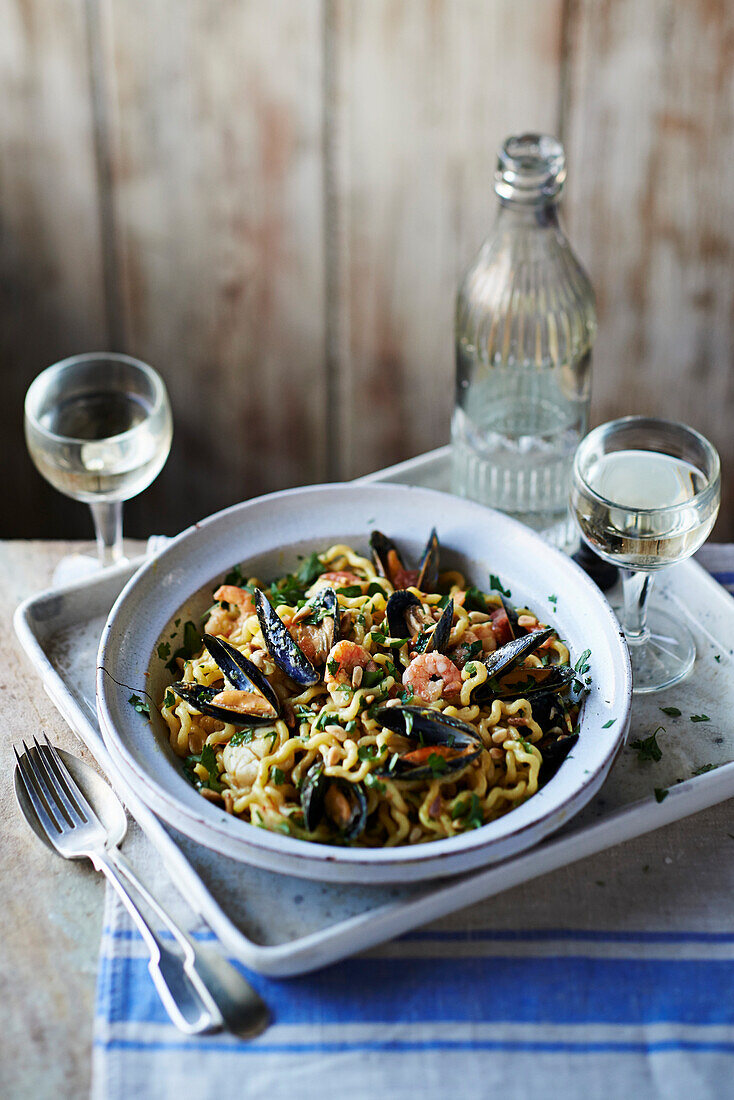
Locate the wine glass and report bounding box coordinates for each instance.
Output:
[24,353,173,577]
[570,416,720,694]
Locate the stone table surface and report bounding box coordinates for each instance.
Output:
[1,540,733,1100]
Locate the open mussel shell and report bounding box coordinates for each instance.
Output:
[537,731,579,783]
[414,599,454,655]
[172,634,281,726]
[203,635,280,713]
[172,683,278,727]
[372,705,482,784]
[481,628,554,680]
[492,664,576,700]
[300,763,368,839]
[385,591,454,657]
[254,588,320,687]
[415,528,439,592]
[291,587,340,662]
[370,530,406,587]
[528,690,569,734]
[499,594,523,638]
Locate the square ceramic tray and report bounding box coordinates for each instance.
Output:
[13,448,734,976]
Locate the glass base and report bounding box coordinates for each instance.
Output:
[613,603,696,695]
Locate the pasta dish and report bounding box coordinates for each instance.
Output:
[159,530,584,847]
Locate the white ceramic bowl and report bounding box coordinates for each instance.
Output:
[97,483,631,883]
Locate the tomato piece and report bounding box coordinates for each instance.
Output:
[490,607,513,646]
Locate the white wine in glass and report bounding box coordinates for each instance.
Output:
[25,353,173,569]
[571,417,720,694]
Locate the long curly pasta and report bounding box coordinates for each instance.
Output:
[159,542,579,846]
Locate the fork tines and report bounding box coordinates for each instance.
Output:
[14,735,96,834]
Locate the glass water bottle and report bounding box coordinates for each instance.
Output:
[451,134,596,548]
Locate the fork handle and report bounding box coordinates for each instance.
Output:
[108,847,268,1038]
[91,851,221,1035]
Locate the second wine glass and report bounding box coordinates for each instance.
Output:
[570,416,720,694]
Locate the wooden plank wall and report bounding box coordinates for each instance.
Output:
[2,0,732,539]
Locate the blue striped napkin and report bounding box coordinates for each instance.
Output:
[92,550,734,1100]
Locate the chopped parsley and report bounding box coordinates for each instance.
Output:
[602,719,616,729]
[270,767,286,786]
[690,714,710,723]
[488,574,511,598]
[465,663,477,678]
[337,585,363,598]
[365,774,386,793]
[362,668,385,689]
[427,753,448,778]
[294,705,314,720]
[224,562,245,586]
[128,694,150,717]
[345,720,358,733]
[692,763,717,776]
[714,654,722,663]
[366,581,386,597]
[166,620,201,674]
[327,659,339,676]
[464,585,489,613]
[451,792,483,829]
[659,706,681,717]
[547,594,558,608]
[157,641,171,660]
[163,688,176,709]
[654,787,668,803]
[358,744,381,761]
[229,729,255,746]
[183,743,223,793]
[630,726,664,763]
[401,685,415,703]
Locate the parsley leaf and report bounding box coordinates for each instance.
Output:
[488,574,511,598]
[184,743,223,793]
[128,694,150,717]
[366,581,386,597]
[692,763,717,776]
[547,594,558,607]
[337,585,363,598]
[358,744,380,761]
[223,563,244,586]
[690,714,710,723]
[229,729,255,746]
[654,787,668,803]
[157,641,171,660]
[362,668,384,689]
[270,767,285,785]
[714,654,722,663]
[630,727,664,763]
[163,688,176,709]
[166,620,201,673]
[602,719,615,729]
[365,773,386,793]
[659,706,681,717]
[427,753,449,777]
[464,585,489,613]
[451,792,483,829]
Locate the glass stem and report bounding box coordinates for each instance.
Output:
[90,501,124,567]
[620,569,653,645]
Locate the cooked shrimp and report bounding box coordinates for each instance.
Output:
[402,652,462,703]
[324,640,375,688]
[205,585,256,638]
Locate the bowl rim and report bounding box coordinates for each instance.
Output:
[97,481,632,873]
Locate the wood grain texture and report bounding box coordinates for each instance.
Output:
[563,0,734,535]
[0,0,108,539]
[98,0,328,534]
[328,0,566,479]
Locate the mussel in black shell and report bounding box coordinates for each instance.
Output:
[289,587,340,666]
[385,590,454,658]
[372,705,482,784]
[254,588,320,687]
[370,528,440,592]
[300,763,368,839]
[172,634,280,726]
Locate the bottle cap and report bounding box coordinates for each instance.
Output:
[495,133,566,203]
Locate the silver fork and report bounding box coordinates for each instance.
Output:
[14,735,268,1038]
